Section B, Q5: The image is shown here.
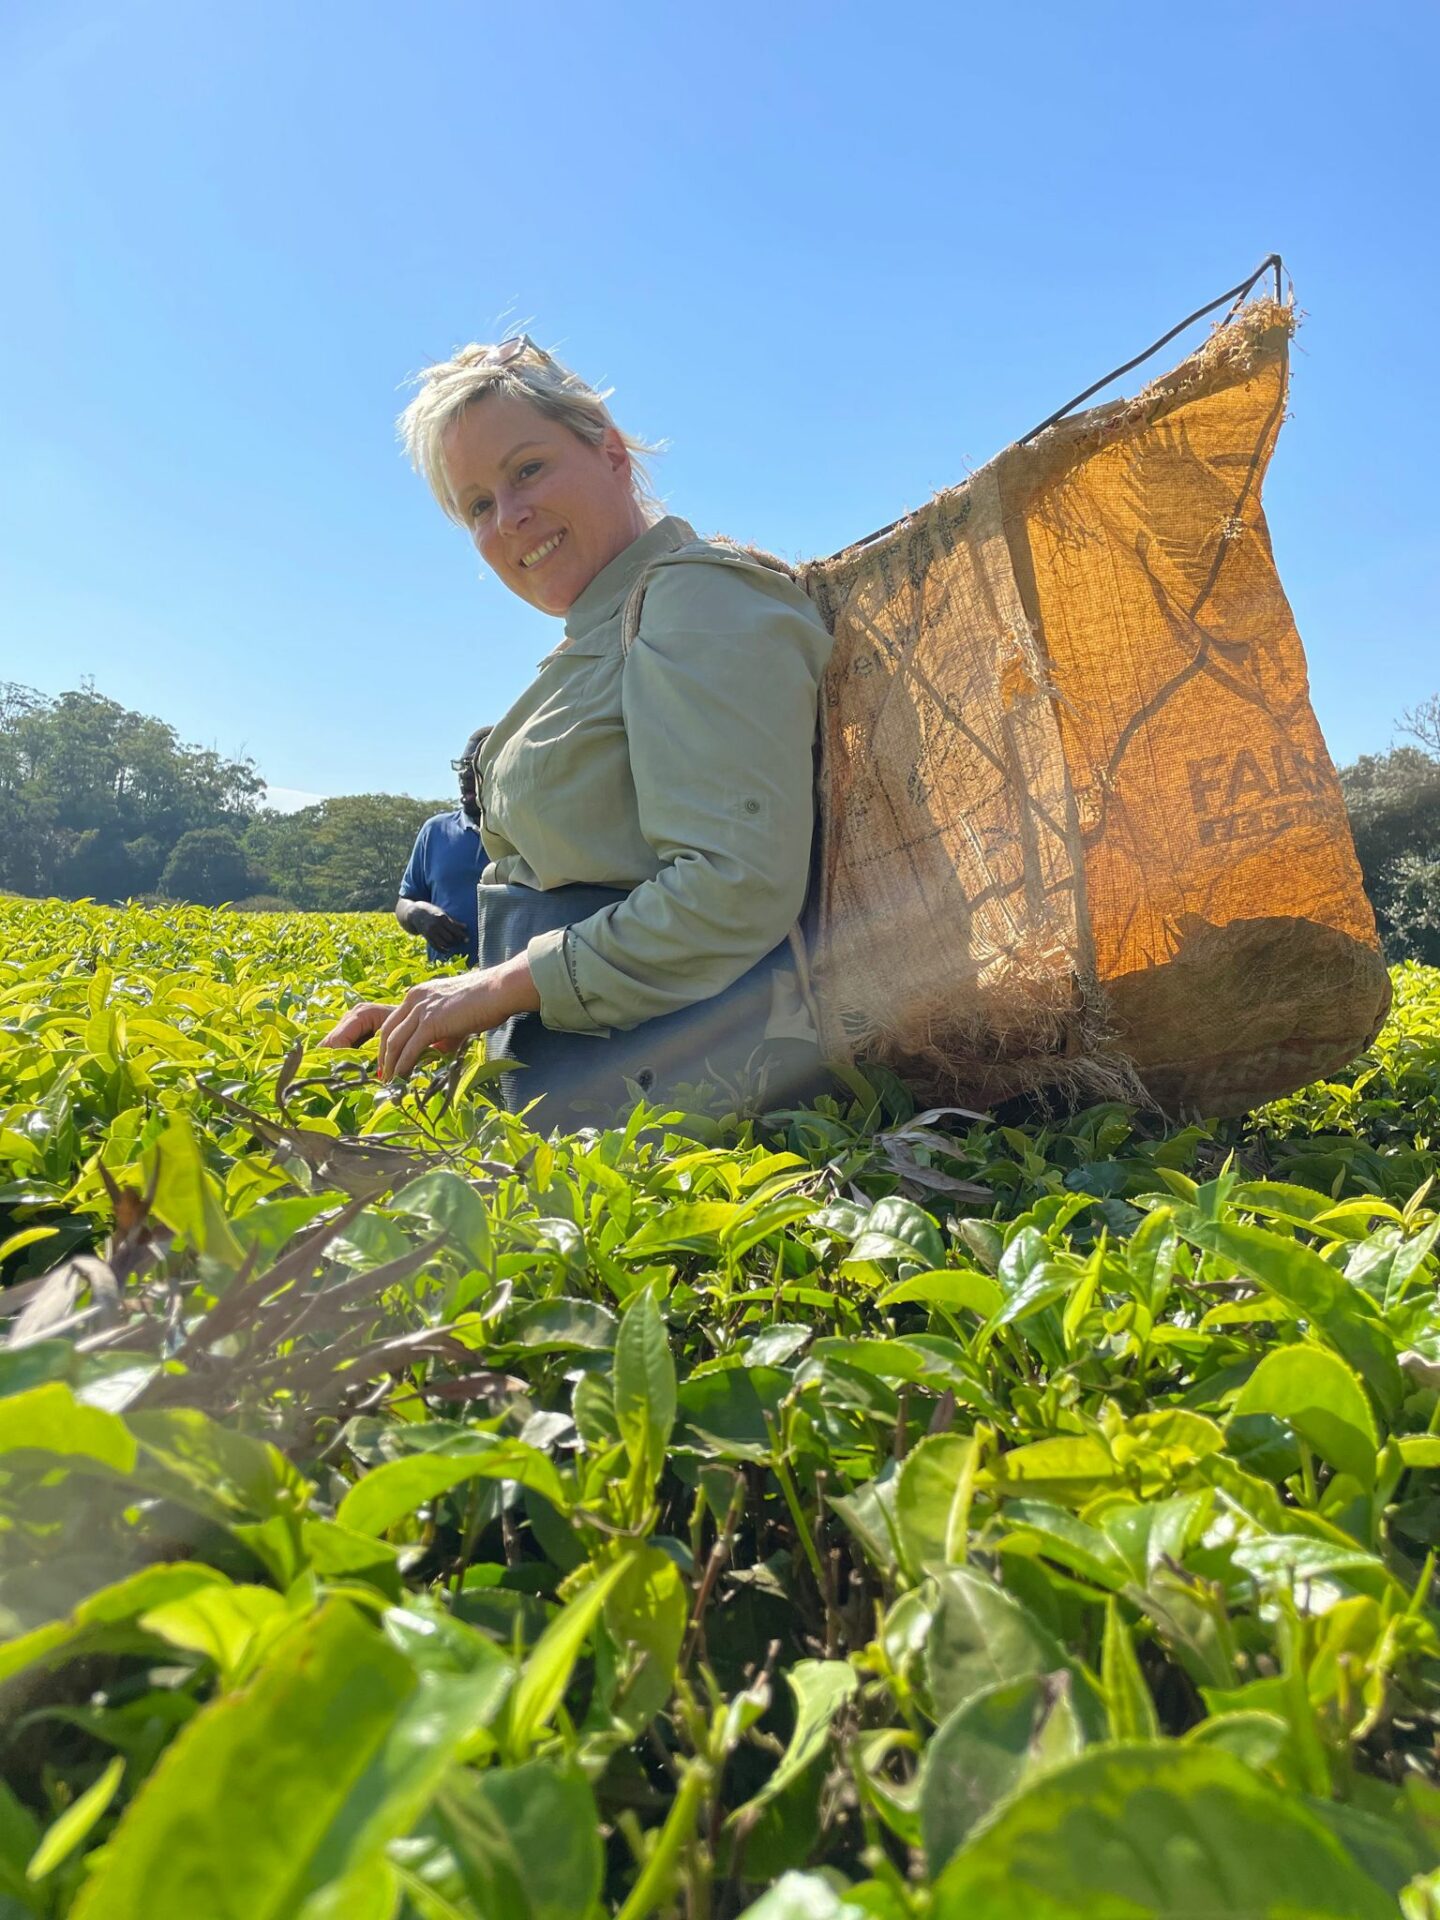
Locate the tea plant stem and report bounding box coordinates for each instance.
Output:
[682,1474,744,1667]
[1299,1440,1319,1508]
[767,1417,827,1596]
[685,1831,712,1920]
[892,1383,910,1461]
[448,1478,486,1610]
[614,1758,711,1920]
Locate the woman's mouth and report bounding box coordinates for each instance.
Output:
[519,531,565,570]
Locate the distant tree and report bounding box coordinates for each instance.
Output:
[240,809,315,907]
[123,835,166,893]
[0,793,56,896]
[0,679,264,899]
[1340,720,1440,965]
[55,827,133,902]
[0,683,57,893]
[1384,852,1440,964]
[1400,693,1440,760]
[245,794,446,912]
[160,827,256,906]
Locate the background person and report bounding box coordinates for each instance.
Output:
[394,727,489,964]
[324,336,833,1129]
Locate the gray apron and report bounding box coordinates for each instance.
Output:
[477,882,832,1132]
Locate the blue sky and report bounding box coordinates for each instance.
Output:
[2,0,1436,807]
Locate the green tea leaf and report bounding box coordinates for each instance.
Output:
[986,1434,1124,1501]
[26,1756,124,1882]
[0,1779,41,1911]
[613,1284,676,1489]
[504,1297,618,1353]
[142,1111,242,1264]
[621,1202,741,1254]
[0,1562,230,1689]
[602,1545,688,1732]
[1100,1600,1158,1740]
[921,1672,1085,1871]
[506,1556,633,1757]
[436,1762,603,1920]
[0,1381,137,1475]
[677,1365,790,1459]
[925,1569,1075,1722]
[846,1196,947,1268]
[391,1168,493,1266]
[1171,1205,1403,1421]
[139,1584,292,1688]
[1000,1501,1130,1591]
[732,1659,858,1822]
[70,1601,417,1920]
[1233,1345,1381,1488]
[1185,1710,1293,1773]
[896,1432,980,1577]
[338,1442,567,1537]
[877,1269,1003,1317]
[930,1744,1396,1918]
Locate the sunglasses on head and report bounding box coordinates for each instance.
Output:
[481,334,546,367]
[450,729,492,774]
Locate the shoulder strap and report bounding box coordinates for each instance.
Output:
[617,532,825,1048]
[620,534,796,659]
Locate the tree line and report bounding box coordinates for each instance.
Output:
[0,681,446,912]
[1340,694,1440,966]
[3,677,1437,957]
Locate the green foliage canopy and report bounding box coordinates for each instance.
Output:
[243,794,448,913]
[1,899,1439,1915]
[0,681,262,902]
[1341,735,1440,965]
[0,682,446,912]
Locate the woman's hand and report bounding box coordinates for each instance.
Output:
[320,1001,395,1051]
[320,953,541,1080]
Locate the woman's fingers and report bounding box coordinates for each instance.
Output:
[379,1008,460,1081]
[369,975,503,1081]
[393,1020,447,1082]
[376,1000,422,1081]
[320,979,493,1076]
[320,1002,393,1049]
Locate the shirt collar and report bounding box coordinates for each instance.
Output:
[555,515,697,654]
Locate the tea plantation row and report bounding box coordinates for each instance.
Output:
[1,898,1439,1918]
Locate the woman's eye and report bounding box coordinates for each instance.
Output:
[469,498,492,520]
[517,461,542,481]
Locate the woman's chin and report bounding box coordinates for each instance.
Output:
[528,585,572,616]
[522,567,581,615]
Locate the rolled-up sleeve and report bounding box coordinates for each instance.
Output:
[525,562,830,1033]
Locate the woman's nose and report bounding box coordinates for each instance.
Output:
[494,489,532,536]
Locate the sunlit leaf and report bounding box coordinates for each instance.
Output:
[1232,1345,1381,1488]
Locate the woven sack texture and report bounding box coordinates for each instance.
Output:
[796,299,1390,1115]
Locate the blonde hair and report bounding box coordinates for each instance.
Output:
[397,337,664,525]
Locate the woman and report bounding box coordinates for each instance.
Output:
[322,336,834,1130]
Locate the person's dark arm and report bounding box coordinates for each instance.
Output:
[395,896,470,954]
[396,820,469,956]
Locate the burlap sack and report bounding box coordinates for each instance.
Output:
[796,298,1390,1115]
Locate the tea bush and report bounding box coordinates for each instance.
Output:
[1,899,1438,1919]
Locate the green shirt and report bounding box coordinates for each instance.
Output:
[475,515,833,1036]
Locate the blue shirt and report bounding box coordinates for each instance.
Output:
[399,810,485,964]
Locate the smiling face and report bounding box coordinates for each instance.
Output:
[442,394,650,615]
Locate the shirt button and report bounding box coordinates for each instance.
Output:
[744,798,761,814]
